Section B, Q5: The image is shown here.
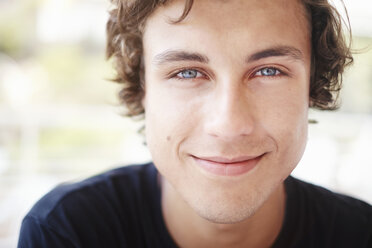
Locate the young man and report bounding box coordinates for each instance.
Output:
[18,0,372,247]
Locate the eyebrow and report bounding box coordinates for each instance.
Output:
[152,46,304,66]
[246,46,304,63]
[153,50,209,65]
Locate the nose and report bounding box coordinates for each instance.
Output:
[203,82,255,140]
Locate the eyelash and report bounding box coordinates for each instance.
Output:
[170,68,207,80]
[169,67,286,81]
[253,67,285,78]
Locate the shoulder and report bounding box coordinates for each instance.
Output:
[284,176,372,247]
[18,162,158,247]
[27,162,155,221]
[286,176,372,216]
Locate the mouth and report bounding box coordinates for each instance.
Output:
[191,154,265,176]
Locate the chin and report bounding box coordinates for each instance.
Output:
[188,188,268,224]
[199,208,258,225]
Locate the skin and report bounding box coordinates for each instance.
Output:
[142,0,311,247]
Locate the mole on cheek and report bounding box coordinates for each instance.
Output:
[166,136,171,141]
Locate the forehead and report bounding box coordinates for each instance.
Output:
[143,0,310,63]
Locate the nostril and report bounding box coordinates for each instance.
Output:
[203,83,255,139]
[204,113,255,139]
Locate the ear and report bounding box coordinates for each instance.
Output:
[140,70,146,111]
[141,93,146,110]
[308,98,314,108]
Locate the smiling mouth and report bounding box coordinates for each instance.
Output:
[191,154,264,176]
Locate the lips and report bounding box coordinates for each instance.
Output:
[191,154,264,176]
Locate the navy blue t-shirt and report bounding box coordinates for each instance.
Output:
[18,163,372,247]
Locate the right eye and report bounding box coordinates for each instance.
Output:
[175,69,205,79]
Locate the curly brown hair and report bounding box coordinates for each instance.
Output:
[106,0,353,117]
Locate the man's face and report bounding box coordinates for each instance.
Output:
[143,0,311,223]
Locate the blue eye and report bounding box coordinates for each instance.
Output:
[177,69,200,79]
[256,67,280,77]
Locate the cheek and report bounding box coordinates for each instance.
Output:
[144,85,199,158]
[144,87,202,185]
[257,78,309,128]
[256,81,309,162]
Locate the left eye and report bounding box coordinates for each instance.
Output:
[176,69,203,79]
[255,67,281,77]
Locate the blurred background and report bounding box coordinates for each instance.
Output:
[0,0,371,247]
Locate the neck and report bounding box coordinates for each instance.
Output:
[161,178,286,248]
